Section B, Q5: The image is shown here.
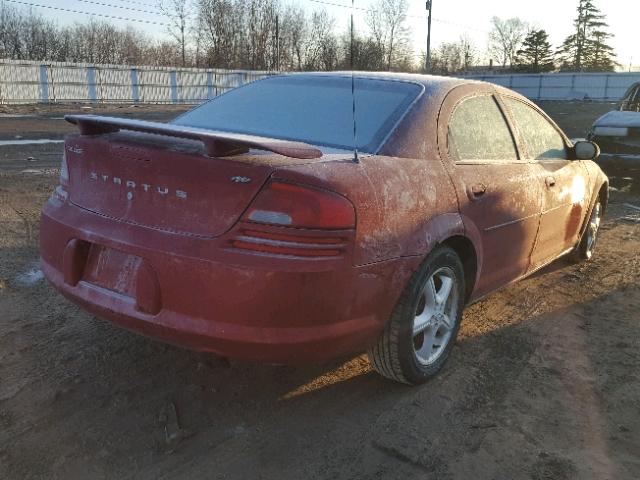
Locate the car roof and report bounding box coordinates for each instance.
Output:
[282,71,467,92]
[276,71,519,110]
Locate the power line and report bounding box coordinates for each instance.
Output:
[73,0,160,16]
[308,0,369,13]
[74,0,163,17]
[2,0,169,25]
[305,0,489,33]
[109,0,161,9]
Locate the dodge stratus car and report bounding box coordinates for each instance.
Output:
[41,73,608,384]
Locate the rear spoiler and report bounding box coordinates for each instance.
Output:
[64,115,323,160]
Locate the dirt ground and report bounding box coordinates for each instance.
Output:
[0,101,639,480]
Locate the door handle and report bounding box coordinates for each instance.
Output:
[468,183,487,200]
[545,176,556,188]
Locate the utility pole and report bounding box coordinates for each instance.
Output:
[275,15,280,72]
[425,1,433,72]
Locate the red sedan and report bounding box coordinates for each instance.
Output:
[40,73,608,384]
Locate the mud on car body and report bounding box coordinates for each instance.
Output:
[41,73,608,384]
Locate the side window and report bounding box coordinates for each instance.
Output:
[626,86,640,112]
[448,95,518,161]
[620,87,634,110]
[503,97,568,160]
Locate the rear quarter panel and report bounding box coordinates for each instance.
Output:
[583,160,609,205]
[274,156,460,267]
[274,82,463,267]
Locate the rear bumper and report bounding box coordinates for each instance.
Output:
[40,199,420,363]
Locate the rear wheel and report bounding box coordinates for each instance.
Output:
[575,199,602,261]
[368,246,465,385]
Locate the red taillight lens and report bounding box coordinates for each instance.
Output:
[229,228,349,258]
[243,181,355,230]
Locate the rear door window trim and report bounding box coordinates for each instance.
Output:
[447,92,523,165]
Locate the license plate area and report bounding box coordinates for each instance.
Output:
[83,245,143,297]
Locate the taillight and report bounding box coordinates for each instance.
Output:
[60,151,70,187]
[231,227,349,256]
[243,181,355,230]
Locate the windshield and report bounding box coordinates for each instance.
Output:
[172,75,423,153]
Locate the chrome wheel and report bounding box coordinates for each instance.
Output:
[585,201,601,259]
[412,267,459,366]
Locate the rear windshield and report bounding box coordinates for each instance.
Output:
[172,75,423,153]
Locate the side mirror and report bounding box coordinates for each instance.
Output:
[573,140,600,160]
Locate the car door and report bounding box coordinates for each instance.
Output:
[438,86,543,299]
[501,95,589,271]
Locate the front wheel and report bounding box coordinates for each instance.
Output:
[575,199,602,261]
[368,246,466,385]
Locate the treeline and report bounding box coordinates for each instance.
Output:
[0,0,416,71]
[432,0,617,75]
[0,0,618,73]
[0,5,178,66]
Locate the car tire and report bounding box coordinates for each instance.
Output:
[367,245,466,385]
[574,199,603,262]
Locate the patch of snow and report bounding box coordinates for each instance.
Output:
[15,267,44,286]
[623,203,640,212]
[0,114,36,118]
[0,139,64,146]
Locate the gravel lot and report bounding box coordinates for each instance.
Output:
[0,101,639,479]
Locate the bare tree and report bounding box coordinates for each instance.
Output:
[278,3,308,70]
[304,9,338,71]
[246,0,279,70]
[458,35,476,71]
[158,0,192,67]
[365,0,411,71]
[429,36,477,75]
[1,0,424,71]
[198,0,243,68]
[191,9,207,68]
[488,16,528,67]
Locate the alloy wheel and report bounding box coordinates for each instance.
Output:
[412,267,459,366]
[585,202,602,259]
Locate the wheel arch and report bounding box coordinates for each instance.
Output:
[598,180,609,213]
[578,179,609,240]
[440,235,478,304]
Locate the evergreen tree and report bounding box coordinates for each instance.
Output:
[587,30,616,71]
[558,0,616,71]
[516,29,555,72]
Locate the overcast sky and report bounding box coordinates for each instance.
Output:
[33,0,639,70]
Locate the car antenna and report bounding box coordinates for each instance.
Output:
[350,0,360,164]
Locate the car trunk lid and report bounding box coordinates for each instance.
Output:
[64,123,330,238]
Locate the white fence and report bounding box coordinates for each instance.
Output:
[0,59,273,104]
[1,60,640,104]
[466,72,640,101]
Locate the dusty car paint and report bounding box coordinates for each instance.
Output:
[40,73,608,363]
